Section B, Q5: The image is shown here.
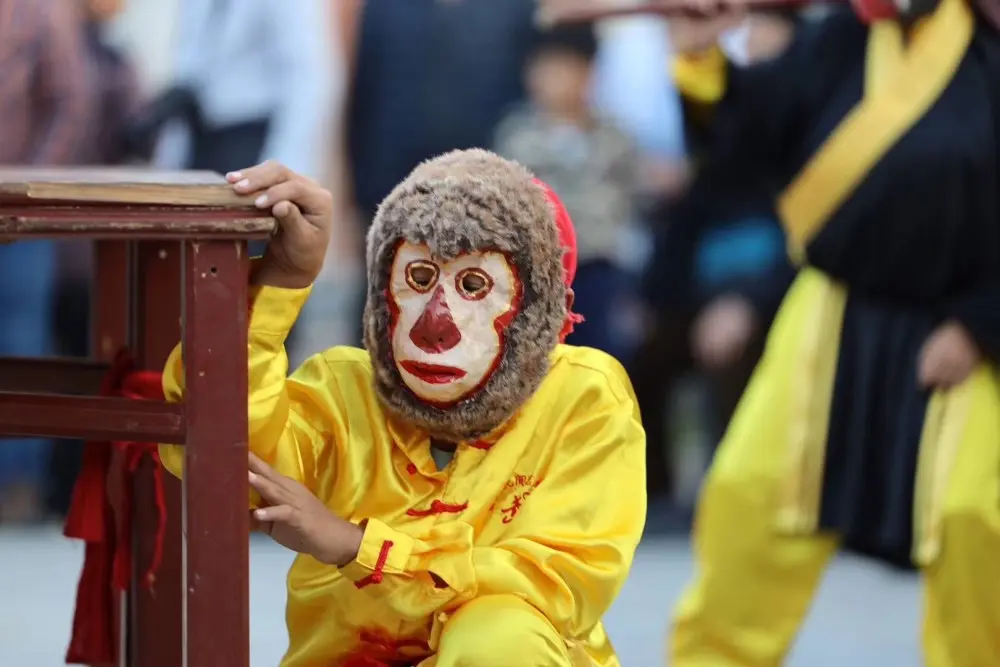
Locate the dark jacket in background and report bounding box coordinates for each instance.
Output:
[348,0,538,218]
[643,76,796,322]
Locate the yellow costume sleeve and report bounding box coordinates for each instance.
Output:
[672,46,728,105]
[158,285,345,492]
[339,375,647,640]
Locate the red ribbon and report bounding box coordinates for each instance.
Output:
[532,178,585,342]
[63,349,167,665]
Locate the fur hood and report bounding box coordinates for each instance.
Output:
[362,149,568,442]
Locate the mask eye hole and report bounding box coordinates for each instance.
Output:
[455,268,494,301]
[405,261,439,293]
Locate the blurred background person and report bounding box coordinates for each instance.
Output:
[285,0,360,365]
[592,13,689,181]
[630,10,798,508]
[0,0,91,168]
[46,0,146,518]
[0,0,91,523]
[148,0,336,363]
[152,0,334,183]
[80,0,143,165]
[590,10,693,272]
[495,21,641,360]
[342,0,537,344]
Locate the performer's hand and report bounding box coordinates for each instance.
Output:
[642,158,693,199]
[918,321,981,390]
[692,295,757,370]
[228,161,334,289]
[669,0,747,54]
[248,452,363,567]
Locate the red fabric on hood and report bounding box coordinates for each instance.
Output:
[532,178,584,341]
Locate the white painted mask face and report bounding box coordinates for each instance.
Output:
[387,242,521,405]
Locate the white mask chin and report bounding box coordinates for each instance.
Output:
[388,242,520,405]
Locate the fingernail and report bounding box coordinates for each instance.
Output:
[254,194,268,208]
[226,171,242,181]
[273,201,289,217]
[254,509,266,520]
[248,471,257,482]
[236,178,250,190]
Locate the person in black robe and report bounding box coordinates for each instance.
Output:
[656,0,1000,663]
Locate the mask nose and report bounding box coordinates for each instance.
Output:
[409,285,462,353]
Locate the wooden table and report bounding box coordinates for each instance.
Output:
[0,168,275,667]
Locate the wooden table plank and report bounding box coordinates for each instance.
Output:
[0,206,275,238]
[0,357,110,394]
[0,167,253,207]
[0,393,186,443]
[0,167,226,184]
[0,168,276,238]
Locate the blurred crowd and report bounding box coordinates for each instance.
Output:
[0,0,810,525]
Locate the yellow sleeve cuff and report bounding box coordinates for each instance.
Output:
[248,284,311,339]
[340,518,415,588]
[672,46,728,105]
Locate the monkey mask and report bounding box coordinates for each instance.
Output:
[363,149,582,443]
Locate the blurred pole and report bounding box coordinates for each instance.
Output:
[291,0,365,363]
[669,376,713,510]
[591,12,687,162]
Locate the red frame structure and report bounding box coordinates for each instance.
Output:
[0,169,274,667]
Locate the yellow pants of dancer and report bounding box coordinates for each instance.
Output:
[669,273,1000,666]
[419,595,572,667]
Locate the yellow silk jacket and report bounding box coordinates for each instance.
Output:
[159,285,647,666]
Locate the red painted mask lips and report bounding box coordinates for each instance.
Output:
[399,360,468,385]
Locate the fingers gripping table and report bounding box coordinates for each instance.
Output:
[0,169,275,667]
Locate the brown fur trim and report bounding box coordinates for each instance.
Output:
[363,149,567,442]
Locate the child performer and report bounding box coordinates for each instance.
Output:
[159,150,646,666]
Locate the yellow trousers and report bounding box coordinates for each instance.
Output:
[419,595,572,667]
[669,322,1000,665]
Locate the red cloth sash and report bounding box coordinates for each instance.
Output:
[63,350,167,665]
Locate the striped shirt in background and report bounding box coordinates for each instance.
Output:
[495,106,641,264]
[81,22,142,166]
[0,0,91,166]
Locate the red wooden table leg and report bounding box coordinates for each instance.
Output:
[93,241,131,362]
[91,240,131,667]
[182,240,251,667]
[130,241,184,667]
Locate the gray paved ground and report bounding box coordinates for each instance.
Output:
[0,527,921,666]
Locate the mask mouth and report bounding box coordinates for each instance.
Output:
[399,360,468,385]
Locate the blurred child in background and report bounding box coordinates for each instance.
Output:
[495,23,640,361]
